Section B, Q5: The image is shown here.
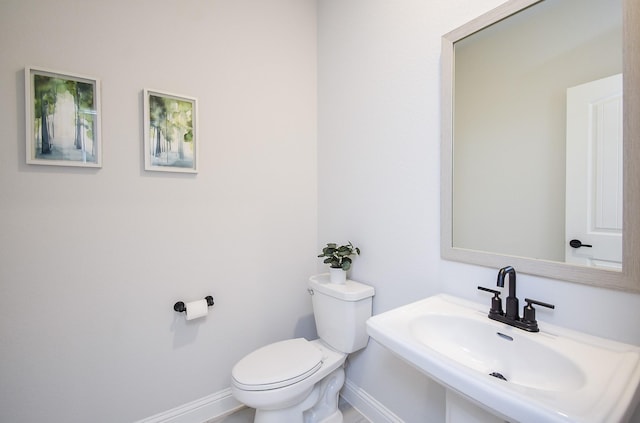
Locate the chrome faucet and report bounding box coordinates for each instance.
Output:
[478,266,555,332]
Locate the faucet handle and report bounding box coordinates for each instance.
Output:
[524,298,555,310]
[477,286,500,294]
[522,298,555,326]
[477,286,504,317]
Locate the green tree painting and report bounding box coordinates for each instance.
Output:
[30,69,98,165]
[146,91,195,172]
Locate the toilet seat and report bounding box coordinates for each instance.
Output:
[232,338,323,391]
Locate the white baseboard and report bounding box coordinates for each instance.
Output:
[134,388,244,423]
[341,379,404,423]
[135,380,401,423]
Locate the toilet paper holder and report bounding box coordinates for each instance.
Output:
[173,296,214,313]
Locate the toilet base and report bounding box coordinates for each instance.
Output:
[253,409,342,423]
[253,367,345,423]
[315,409,342,423]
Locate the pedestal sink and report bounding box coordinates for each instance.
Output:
[366,294,640,423]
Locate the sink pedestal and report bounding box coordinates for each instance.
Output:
[446,390,507,423]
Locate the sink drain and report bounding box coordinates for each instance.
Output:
[489,372,507,381]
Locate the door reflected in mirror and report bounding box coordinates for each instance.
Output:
[565,74,622,269]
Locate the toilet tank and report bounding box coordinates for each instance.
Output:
[308,274,375,353]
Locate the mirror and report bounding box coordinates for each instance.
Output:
[441,0,640,291]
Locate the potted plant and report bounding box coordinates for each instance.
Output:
[318,241,360,284]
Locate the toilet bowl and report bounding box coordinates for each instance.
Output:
[230,274,375,423]
[231,339,346,423]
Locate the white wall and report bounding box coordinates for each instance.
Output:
[318,0,640,422]
[0,1,317,422]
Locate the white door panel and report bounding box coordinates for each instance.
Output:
[565,74,622,268]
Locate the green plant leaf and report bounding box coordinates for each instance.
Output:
[319,242,359,269]
[323,246,336,255]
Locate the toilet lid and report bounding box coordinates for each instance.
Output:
[232,338,323,391]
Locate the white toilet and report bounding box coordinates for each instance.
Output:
[231,274,375,423]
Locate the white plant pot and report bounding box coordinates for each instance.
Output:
[329,267,347,284]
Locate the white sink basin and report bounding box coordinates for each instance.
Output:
[367,294,640,423]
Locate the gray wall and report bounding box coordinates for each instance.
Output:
[2,0,640,422]
[0,1,317,422]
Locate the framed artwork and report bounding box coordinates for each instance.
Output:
[25,66,102,167]
[143,89,198,173]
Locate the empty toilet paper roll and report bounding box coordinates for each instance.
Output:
[185,299,208,320]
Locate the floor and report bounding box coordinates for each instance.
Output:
[211,398,370,423]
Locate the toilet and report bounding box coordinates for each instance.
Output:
[231,274,375,423]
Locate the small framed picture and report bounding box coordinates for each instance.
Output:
[143,89,198,173]
[25,66,102,167]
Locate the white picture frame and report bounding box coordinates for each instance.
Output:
[143,89,198,173]
[25,66,102,167]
